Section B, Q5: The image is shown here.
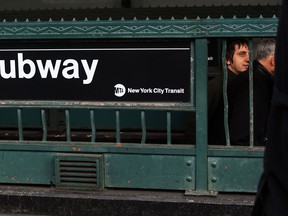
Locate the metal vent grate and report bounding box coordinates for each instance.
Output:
[55,154,103,189]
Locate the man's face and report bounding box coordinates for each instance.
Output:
[226,44,249,74]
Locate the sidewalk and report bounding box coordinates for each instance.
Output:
[0,186,255,216]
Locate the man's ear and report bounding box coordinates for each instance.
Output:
[270,55,275,67]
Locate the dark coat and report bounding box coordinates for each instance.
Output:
[228,60,274,146]
[252,0,288,215]
[208,70,237,145]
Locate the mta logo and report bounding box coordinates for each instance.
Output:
[114,84,126,97]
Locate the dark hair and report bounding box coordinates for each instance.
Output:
[226,38,249,62]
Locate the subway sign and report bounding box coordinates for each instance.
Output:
[0,41,191,103]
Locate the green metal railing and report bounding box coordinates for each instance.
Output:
[13,107,191,144]
[0,14,278,193]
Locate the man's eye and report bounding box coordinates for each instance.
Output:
[238,52,248,57]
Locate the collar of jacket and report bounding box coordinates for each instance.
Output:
[253,60,274,81]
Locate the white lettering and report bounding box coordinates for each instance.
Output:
[0,60,16,79]
[62,59,79,80]
[165,88,185,93]
[128,88,140,93]
[18,53,36,79]
[37,59,61,78]
[0,52,99,84]
[81,60,98,85]
[140,88,152,93]
[153,88,164,94]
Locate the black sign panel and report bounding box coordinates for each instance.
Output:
[0,40,190,103]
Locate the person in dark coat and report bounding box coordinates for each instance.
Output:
[208,38,249,145]
[252,0,288,215]
[228,38,275,146]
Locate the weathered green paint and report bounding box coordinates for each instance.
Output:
[0,18,277,40]
[0,101,195,110]
[0,151,54,184]
[0,142,195,155]
[190,41,195,107]
[105,154,195,190]
[0,13,278,193]
[90,110,96,142]
[41,109,47,141]
[208,157,263,192]
[195,39,208,192]
[65,109,71,142]
[140,111,146,144]
[115,111,121,144]
[208,147,264,158]
[166,112,172,145]
[222,40,230,146]
[249,39,254,147]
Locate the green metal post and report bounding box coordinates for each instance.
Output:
[17,108,23,141]
[41,109,47,142]
[195,38,208,192]
[190,41,195,107]
[222,40,231,146]
[187,38,215,196]
[116,111,121,144]
[167,112,171,145]
[90,109,96,142]
[141,111,146,144]
[249,39,254,147]
[65,109,71,142]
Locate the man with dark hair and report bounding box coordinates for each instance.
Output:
[225,39,250,74]
[228,38,276,146]
[208,38,249,145]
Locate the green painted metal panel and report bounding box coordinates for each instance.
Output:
[208,157,263,192]
[105,154,195,190]
[0,151,54,184]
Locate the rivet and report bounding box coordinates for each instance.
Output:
[186,176,192,182]
[211,161,217,168]
[186,160,192,166]
[211,177,217,183]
